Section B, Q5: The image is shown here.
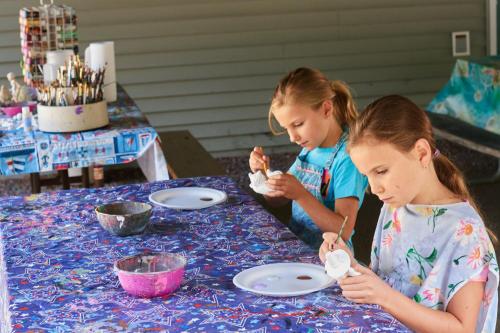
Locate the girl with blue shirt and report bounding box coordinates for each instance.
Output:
[249,67,367,249]
[320,95,498,333]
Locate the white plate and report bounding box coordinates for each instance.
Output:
[233,263,335,297]
[149,187,227,210]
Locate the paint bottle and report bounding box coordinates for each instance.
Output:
[22,106,33,135]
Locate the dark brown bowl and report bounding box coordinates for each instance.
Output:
[95,201,152,236]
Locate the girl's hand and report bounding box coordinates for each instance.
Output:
[249,147,270,173]
[319,232,353,263]
[265,173,307,200]
[338,264,391,306]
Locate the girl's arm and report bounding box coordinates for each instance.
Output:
[266,173,359,241]
[296,190,359,242]
[263,195,290,207]
[340,265,484,333]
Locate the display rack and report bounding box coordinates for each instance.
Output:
[19,0,78,87]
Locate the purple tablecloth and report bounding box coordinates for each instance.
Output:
[0,176,410,332]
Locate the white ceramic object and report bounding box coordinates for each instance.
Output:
[37,100,108,133]
[324,249,361,280]
[149,187,227,210]
[85,41,117,102]
[44,50,74,85]
[233,262,334,297]
[46,49,74,66]
[248,170,283,194]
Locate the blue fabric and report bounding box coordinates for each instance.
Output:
[0,86,159,175]
[427,59,499,135]
[290,139,368,207]
[288,135,368,249]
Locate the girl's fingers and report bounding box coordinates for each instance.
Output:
[341,290,366,302]
[338,275,365,286]
[322,232,334,253]
[352,263,372,275]
[250,154,266,171]
[265,190,284,197]
[254,146,263,154]
[322,232,338,243]
[319,242,330,262]
[253,148,269,162]
[266,178,284,186]
[338,277,366,289]
[267,185,283,193]
[251,154,264,164]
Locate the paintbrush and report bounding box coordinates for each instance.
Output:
[262,159,269,177]
[329,215,348,251]
[259,147,269,179]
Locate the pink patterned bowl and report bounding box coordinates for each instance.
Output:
[114,253,186,298]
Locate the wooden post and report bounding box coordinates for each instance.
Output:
[59,170,70,189]
[82,167,90,188]
[30,173,41,194]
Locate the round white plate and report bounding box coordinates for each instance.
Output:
[233,263,335,297]
[149,187,227,210]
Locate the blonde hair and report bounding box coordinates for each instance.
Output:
[268,67,357,135]
[349,95,497,242]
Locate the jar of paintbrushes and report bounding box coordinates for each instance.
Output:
[36,55,109,133]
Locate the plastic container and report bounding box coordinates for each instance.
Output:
[114,253,186,298]
[1,101,36,117]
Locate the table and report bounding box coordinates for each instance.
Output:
[0,85,168,191]
[0,176,410,332]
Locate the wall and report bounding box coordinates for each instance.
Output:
[0,0,487,156]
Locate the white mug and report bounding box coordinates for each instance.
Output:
[325,249,361,280]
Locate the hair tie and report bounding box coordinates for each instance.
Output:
[433,149,440,159]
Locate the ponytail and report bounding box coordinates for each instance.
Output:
[434,153,498,243]
[330,80,358,129]
[433,154,469,203]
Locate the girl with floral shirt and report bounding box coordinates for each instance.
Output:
[319,95,498,332]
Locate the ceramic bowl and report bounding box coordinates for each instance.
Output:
[95,201,152,236]
[114,253,186,298]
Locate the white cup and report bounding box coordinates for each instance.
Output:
[325,249,361,280]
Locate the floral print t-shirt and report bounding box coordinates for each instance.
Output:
[371,202,498,333]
